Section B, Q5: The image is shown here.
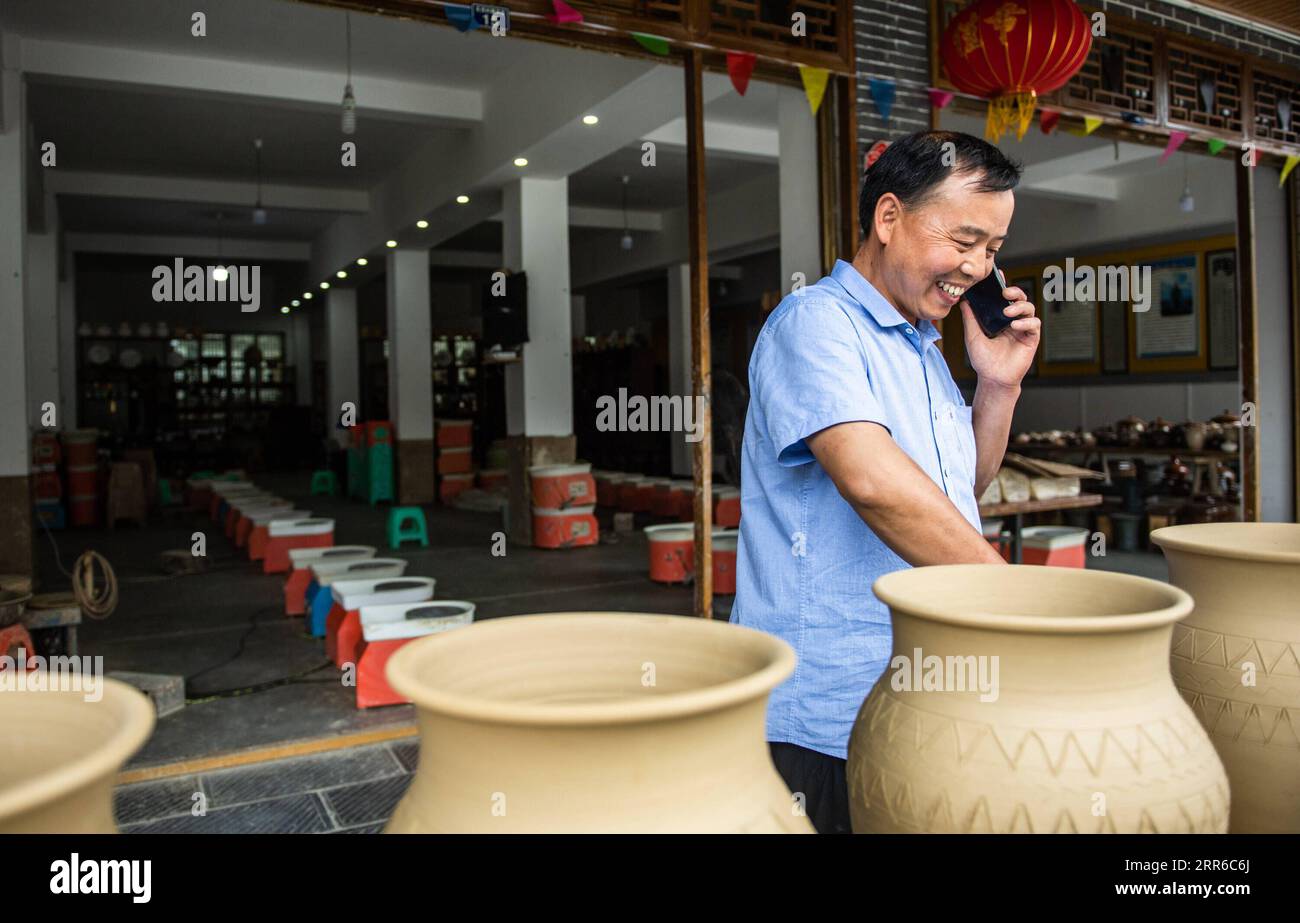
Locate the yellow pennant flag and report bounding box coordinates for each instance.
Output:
[1083,116,1103,135]
[799,66,830,117]
[1279,153,1300,186]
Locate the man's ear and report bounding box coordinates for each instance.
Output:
[874,193,900,246]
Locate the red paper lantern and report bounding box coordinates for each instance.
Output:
[941,0,1093,141]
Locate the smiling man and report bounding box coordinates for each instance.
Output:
[731,130,1041,833]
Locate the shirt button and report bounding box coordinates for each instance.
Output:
[905,326,915,335]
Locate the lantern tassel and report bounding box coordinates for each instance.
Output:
[985,91,1039,142]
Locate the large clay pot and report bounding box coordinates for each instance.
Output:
[0,677,154,832]
[384,612,812,833]
[848,565,1228,833]
[1151,523,1300,833]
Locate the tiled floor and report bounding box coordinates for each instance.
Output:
[115,739,418,834]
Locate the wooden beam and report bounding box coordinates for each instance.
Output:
[1235,160,1262,522]
[1290,176,1300,518]
[685,48,713,618]
[837,74,860,256]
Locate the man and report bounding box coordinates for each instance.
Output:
[730,130,1040,833]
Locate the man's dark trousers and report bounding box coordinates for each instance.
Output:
[769,742,853,834]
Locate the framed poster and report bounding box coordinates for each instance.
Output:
[1101,300,1128,373]
[1206,249,1238,369]
[1036,266,1101,376]
[1136,255,1200,359]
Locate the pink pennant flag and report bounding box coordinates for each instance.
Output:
[927,88,954,110]
[1159,130,1189,164]
[547,0,584,24]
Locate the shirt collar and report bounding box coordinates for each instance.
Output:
[830,259,941,344]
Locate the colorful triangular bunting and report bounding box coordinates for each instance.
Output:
[630,32,670,56]
[547,0,583,25]
[444,3,479,32]
[799,65,830,117]
[1083,116,1103,135]
[1281,154,1300,186]
[726,51,756,97]
[868,77,896,123]
[1039,109,1060,134]
[927,88,954,110]
[1207,138,1227,156]
[1159,130,1188,164]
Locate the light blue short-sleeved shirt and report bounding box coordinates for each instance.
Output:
[730,259,982,759]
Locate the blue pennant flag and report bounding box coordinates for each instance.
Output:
[869,78,896,123]
[445,3,479,32]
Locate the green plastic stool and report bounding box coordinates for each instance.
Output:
[388,506,429,549]
[159,479,176,506]
[310,469,338,496]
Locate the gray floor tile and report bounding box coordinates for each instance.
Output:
[332,822,385,834]
[321,774,412,827]
[390,740,419,772]
[123,793,333,834]
[113,774,205,825]
[201,744,404,808]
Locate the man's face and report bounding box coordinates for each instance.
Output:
[873,170,1014,325]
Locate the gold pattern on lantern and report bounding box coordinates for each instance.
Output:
[983,2,1026,47]
[957,14,982,57]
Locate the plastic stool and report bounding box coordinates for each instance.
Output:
[310,470,338,497]
[387,507,429,549]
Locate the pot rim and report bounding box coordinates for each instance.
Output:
[385,612,796,726]
[873,565,1192,634]
[0,677,155,824]
[1151,523,1300,565]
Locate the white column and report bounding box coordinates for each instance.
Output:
[0,56,30,478]
[778,85,822,290]
[25,193,60,430]
[58,246,77,429]
[502,176,573,436]
[667,262,693,476]
[292,310,312,407]
[385,248,433,441]
[1254,165,1295,522]
[325,287,359,449]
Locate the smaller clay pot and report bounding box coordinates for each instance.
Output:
[1183,421,1208,452]
[1147,417,1174,448]
[1013,432,1031,445]
[1116,415,1146,446]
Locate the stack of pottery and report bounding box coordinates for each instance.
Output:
[383,613,812,833]
[847,565,1228,833]
[1151,523,1300,833]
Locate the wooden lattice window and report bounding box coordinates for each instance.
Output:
[1167,43,1244,136]
[1058,26,1156,119]
[566,0,685,26]
[709,1,841,56]
[1251,68,1300,147]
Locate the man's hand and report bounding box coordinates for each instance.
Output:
[959,284,1040,389]
[807,422,1006,567]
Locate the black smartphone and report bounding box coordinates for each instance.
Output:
[964,263,1013,338]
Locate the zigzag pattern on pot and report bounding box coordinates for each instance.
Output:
[859,690,1210,776]
[1177,689,1300,749]
[851,764,1230,833]
[1172,624,1300,677]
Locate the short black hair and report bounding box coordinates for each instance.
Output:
[859,131,1022,241]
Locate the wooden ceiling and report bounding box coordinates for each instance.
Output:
[1195,0,1300,38]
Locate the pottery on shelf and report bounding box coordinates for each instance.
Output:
[1151,523,1300,833]
[383,612,813,833]
[847,565,1228,834]
[0,677,155,832]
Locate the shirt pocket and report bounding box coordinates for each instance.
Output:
[937,402,977,488]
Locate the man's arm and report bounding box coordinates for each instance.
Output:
[971,380,1019,499]
[807,421,1006,566]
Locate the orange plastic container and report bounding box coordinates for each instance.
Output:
[594,472,626,507]
[437,447,472,475]
[61,430,97,467]
[616,476,645,512]
[714,487,741,528]
[439,472,475,505]
[32,436,60,466]
[477,469,507,492]
[645,524,695,583]
[1021,526,1088,568]
[67,465,97,496]
[34,469,62,500]
[436,419,473,448]
[69,494,97,528]
[532,506,598,549]
[529,463,595,509]
[631,479,658,513]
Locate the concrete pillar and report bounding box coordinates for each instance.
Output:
[1254,164,1295,522]
[325,287,359,450]
[292,310,312,407]
[0,55,33,576]
[385,248,434,504]
[58,246,76,429]
[25,194,59,430]
[778,85,822,290]
[667,262,693,476]
[502,176,576,543]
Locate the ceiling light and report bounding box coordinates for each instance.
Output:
[291,299,300,307]
[356,258,368,266]
[416,219,429,229]
[211,266,229,282]
[252,138,267,225]
[582,115,598,125]
[337,270,348,279]
[341,14,357,135]
[386,240,397,248]
[514,157,528,167]
[1178,153,1195,213]
[281,306,290,314]
[320,281,330,290]
[456,195,469,204]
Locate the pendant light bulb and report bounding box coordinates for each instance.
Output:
[252,138,267,224]
[619,174,632,251]
[340,14,356,135]
[1178,153,1194,213]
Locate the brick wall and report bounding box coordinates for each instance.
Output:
[853,0,1300,153]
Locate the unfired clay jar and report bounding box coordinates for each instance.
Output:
[384,612,813,833]
[0,677,155,833]
[1151,523,1300,833]
[848,565,1228,834]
